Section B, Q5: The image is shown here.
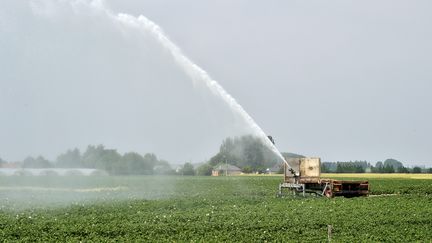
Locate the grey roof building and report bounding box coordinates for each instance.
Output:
[212,163,242,176]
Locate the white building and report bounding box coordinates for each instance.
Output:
[0,168,107,176]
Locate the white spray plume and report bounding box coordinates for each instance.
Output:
[30,0,291,167]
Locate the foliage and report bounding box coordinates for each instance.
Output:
[56,148,82,168]
[322,161,370,173]
[320,163,332,173]
[336,162,365,173]
[397,166,410,173]
[209,135,282,171]
[196,163,213,176]
[0,176,431,242]
[181,162,195,176]
[322,159,419,174]
[82,145,118,172]
[121,152,148,175]
[153,160,175,175]
[382,164,395,173]
[383,158,403,169]
[10,145,170,175]
[57,145,168,175]
[22,156,53,168]
[412,166,422,173]
[241,166,253,174]
[374,161,384,172]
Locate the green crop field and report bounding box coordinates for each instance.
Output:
[1,175,431,242]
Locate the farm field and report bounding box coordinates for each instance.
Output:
[1,175,431,242]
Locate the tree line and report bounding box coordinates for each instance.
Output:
[0,145,174,175]
[321,159,432,174]
[207,135,282,173]
[2,137,432,175]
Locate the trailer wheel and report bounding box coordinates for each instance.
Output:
[324,188,333,198]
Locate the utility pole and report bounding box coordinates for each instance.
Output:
[225,157,228,176]
[222,155,227,176]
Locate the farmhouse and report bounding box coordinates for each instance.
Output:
[212,163,242,176]
[0,162,20,168]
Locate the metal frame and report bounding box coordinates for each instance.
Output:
[279,158,369,198]
[278,182,305,197]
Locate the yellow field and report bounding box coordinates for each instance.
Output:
[322,173,432,179]
[238,173,432,179]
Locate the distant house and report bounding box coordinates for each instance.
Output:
[212,164,242,176]
[0,162,20,169]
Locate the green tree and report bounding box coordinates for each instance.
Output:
[81,145,122,174]
[335,161,366,173]
[383,164,395,173]
[428,168,432,174]
[336,163,343,173]
[355,164,365,173]
[412,166,422,174]
[37,156,51,168]
[383,159,403,170]
[181,162,195,176]
[242,138,264,169]
[22,156,53,168]
[242,166,253,174]
[56,148,82,168]
[321,163,331,173]
[81,145,104,168]
[143,153,158,171]
[121,152,149,175]
[196,163,213,176]
[210,135,282,171]
[154,160,174,175]
[398,166,410,173]
[102,149,122,174]
[320,162,336,172]
[374,161,384,173]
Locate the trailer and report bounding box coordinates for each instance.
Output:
[278,157,369,198]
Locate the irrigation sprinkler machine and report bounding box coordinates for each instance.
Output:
[278,158,369,197]
[270,137,370,198]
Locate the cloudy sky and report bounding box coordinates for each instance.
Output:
[0,0,431,165]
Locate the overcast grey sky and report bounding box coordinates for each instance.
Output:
[0,0,431,165]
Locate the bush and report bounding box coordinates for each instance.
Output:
[412,167,422,174]
[181,163,195,176]
[242,166,253,174]
[196,163,213,176]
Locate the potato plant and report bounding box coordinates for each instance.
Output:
[0,176,431,242]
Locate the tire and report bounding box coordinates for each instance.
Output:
[324,188,333,198]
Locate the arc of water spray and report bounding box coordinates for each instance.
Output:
[42,0,291,167]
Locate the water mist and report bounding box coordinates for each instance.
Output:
[29,0,291,166]
[109,7,288,166]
